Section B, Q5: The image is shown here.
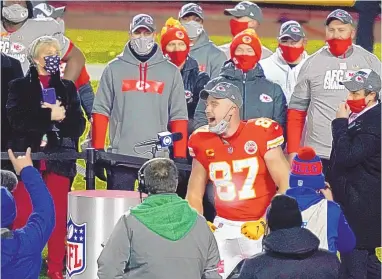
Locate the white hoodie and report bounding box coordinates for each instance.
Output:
[260,48,309,104]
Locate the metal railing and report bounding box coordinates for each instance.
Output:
[0,148,192,190]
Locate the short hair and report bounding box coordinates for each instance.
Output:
[1,170,18,192]
[365,89,379,101]
[143,158,178,194]
[28,35,60,63]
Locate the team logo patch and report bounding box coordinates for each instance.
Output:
[355,75,364,83]
[66,216,87,277]
[10,42,25,54]
[242,35,252,44]
[215,85,226,92]
[244,141,258,155]
[175,30,185,39]
[185,90,193,103]
[144,17,153,24]
[259,94,273,103]
[290,26,300,33]
[194,5,203,13]
[236,4,245,10]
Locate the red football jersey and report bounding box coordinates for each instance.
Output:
[188,118,284,221]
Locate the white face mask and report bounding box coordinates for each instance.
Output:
[182,21,203,39]
[2,4,29,24]
[130,36,155,55]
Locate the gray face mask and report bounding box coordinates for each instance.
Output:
[130,36,155,55]
[208,107,233,135]
[209,119,229,135]
[2,4,29,24]
[182,21,203,39]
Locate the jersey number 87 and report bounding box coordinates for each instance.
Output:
[209,158,259,201]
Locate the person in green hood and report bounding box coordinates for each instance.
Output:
[97,158,222,279]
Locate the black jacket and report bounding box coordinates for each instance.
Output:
[327,103,381,250]
[1,54,24,171]
[180,55,210,135]
[1,54,23,151]
[6,67,86,178]
[237,227,340,279]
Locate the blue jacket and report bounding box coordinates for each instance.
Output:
[193,61,287,140]
[286,187,355,253]
[1,166,55,279]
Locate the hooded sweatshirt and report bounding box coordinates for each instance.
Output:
[286,187,355,253]
[237,227,340,279]
[92,43,188,158]
[193,61,287,135]
[190,31,227,79]
[97,194,221,279]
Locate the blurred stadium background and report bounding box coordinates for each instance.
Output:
[38,2,380,276]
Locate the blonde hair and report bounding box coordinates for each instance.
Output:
[28,36,61,63]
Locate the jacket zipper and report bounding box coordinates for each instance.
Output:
[242,73,247,119]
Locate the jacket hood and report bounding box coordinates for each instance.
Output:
[191,31,212,51]
[130,194,197,241]
[219,60,265,82]
[118,42,168,67]
[181,55,199,73]
[263,227,320,257]
[286,187,324,211]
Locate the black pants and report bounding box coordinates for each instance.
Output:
[321,158,330,177]
[106,165,137,191]
[355,0,380,53]
[340,249,381,279]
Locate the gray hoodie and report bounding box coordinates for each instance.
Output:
[190,31,227,79]
[97,194,221,279]
[92,44,188,158]
[194,61,287,133]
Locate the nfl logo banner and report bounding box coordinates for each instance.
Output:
[66,215,87,278]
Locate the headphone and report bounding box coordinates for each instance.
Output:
[137,158,178,199]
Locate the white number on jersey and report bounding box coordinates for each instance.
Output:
[209,158,259,201]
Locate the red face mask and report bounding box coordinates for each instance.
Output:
[347,98,367,113]
[326,38,352,57]
[278,44,304,63]
[232,55,259,72]
[165,50,188,67]
[229,19,249,37]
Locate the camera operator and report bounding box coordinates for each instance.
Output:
[98,158,221,279]
[2,148,55,279]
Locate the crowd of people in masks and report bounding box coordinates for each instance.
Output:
[1,1,381,279]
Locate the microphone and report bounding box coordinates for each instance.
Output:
[135,132,183,148]
[1,170,18,192]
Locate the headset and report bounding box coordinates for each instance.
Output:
[137,157,178,201]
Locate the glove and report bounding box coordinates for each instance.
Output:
[207,221,217,233]
[241,218,266,240]
[94,149,107,182]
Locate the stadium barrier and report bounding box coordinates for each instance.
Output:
[1,149,190,279]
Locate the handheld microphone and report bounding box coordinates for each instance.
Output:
[135,132,183,148]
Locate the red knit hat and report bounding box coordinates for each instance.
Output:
[230,29,262,59]
[160,17,190,51]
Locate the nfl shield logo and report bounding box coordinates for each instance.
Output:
[66,216,87,277]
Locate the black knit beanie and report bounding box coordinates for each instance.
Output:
[267,195,302,231]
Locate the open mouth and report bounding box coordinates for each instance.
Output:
[208,117,216,124]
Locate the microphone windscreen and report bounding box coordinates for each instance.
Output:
[1,170,18,192]
[172,132,183,142]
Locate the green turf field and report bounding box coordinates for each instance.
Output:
[38,29,380,278]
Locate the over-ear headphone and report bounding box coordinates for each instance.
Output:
[137,158,179,199]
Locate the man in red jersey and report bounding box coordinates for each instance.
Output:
[186,81,290,279]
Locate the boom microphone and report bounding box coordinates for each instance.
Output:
[1,170,18,192]
[135,132,183,148]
